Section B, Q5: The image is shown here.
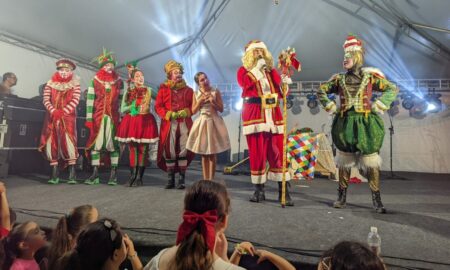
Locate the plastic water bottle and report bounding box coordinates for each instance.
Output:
[368,226,381,256]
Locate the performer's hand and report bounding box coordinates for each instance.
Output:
[85,121,93,130]
[281,74,293,85]
[52,109,64,121]
[371,103,385,115]
[198,94,207,105]
[177,109,188,118]
[256,58,266,71]
[170,111,179,120]
[326,102,337,115]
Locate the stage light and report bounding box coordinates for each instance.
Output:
[401,95,415,110]
[286,95,294,109]
[233,98,243,111]
[425,94,442,113]
[306,93,318,109]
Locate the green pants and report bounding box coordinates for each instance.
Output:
[332,110,385,155]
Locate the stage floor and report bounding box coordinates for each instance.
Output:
[3,164,450,270]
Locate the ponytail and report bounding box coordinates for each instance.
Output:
[175,228,212,270]
[48,215,71,270]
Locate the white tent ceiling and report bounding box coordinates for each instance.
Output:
[1,0,449,85]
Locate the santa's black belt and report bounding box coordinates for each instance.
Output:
[243,97,277,105]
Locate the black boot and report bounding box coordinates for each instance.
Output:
[48,165,60,184]
[165,172,175,189]
[126,167,138,187]
[371,190,387,214]
[136,166,145,186]
[177,173,185,189]
[278,182,294,206]
[249,184,265,203]
[67,165,77,184]
[333,187,347,208]
[107,167,118,186]
[84,166,99,185]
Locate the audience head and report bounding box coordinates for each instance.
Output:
[56,218,126,270]
[318,241,386,270]
[174,180,231,270]
[48,205,98,268]
[2,72,17,87]
[2,221,47,270]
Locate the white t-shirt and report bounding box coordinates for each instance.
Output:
[144,248,246,270]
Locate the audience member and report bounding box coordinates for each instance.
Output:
[47,205,98,270]
[2,221,47,270]
[0,182,12,240]
[0,72,17,95]
[55,218,143,270]
[144,180,245,270]
[318,241,386,270]
[230,241,295,270]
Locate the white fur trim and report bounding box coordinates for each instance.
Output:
[362,67,385,78]
[251,174,267,184]
[268,171,291,182]
[359,153,382,170]
[335,150,357,168]
[250,67,265,81]
[115,137,159,143]
[243,123,284,135]
[246,41,267,52]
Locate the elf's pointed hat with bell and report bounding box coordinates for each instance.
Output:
[93,48,117,69]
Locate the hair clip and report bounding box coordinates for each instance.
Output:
[104,220,112,229]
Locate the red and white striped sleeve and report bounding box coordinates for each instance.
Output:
[42,84,55,113]
[63,84,81,115]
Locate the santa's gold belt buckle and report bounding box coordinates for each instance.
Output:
[262,93,278,109]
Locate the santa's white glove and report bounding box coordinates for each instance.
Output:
[325,102,337,115]
[256,58,266,70]
[281,74,293,85]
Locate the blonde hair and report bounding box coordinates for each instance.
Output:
[241,48,274,70]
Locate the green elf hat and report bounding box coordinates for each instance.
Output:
[93,48,117,69]
[126,60,139,70]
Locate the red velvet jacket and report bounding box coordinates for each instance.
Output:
[154,82,194,172]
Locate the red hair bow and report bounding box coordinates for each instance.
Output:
[176,209,218,252]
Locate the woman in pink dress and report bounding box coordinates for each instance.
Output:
[186,72,230,180]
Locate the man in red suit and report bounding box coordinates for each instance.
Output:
[39,59,80,184]
[237,40,294,206]
[155,60,194,189]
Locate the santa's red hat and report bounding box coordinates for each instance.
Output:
[245,40,267,52]
[56,59,76,70]
[343,35,363,53]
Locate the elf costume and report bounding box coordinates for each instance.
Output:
[317,35,398,213]
[116,68,159,187]
[84,48,123,185]
[39,59,80,184]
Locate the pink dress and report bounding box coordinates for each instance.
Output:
[186,89,230,155]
